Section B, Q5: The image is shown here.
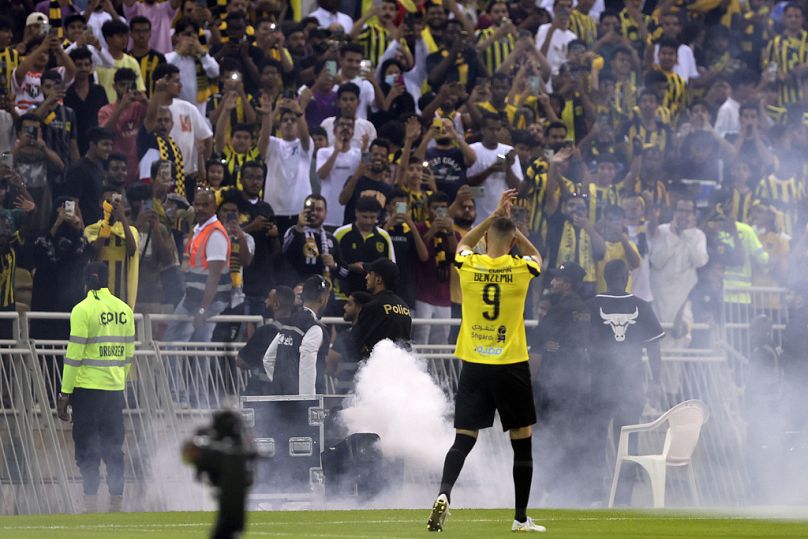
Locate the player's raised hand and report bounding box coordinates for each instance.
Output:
[494,188,517,218]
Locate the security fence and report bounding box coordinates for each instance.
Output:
[0,289,791,514]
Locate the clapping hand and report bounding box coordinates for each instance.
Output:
[494,188,517,219]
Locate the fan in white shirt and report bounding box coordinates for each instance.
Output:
[536,1,577,75]
[466,115,523,224]
[320,82,377,149]
[309,0,354,34]
[151,63,214,178]
[334,43,383,121]
[257,96,313,220]
[315,115,362,227]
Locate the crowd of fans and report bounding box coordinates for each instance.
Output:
[0,0,805,355]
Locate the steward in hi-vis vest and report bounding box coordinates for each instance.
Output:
[57,262,136,513]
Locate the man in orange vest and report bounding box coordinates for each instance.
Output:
[164,189,232,404]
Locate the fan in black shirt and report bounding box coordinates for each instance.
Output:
[587,260,664,502]
[339,138,394,225]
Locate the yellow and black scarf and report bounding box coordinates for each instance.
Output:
[48,0,73,39]
[157,135,186,198]
[557,219,595,282]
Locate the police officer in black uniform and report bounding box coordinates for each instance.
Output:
[351,258,413,359]
[530,262,591,504]
[262,276,332,395]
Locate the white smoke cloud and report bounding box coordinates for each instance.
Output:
[338,340,513,509]
[339,340,454,471]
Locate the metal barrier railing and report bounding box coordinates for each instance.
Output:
[0,289,791,513]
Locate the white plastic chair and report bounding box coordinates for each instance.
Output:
[608,400,709,508]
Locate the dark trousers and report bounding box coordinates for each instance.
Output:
[71,388,125,496]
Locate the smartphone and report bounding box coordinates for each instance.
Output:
[112,193,123,204]
[528,75,541,94]
[325,60,337,77]
[41,22,51,36]
[468,185,485,199]
[543,148,555,160]
[229,72,242,82]
[395,201,407,215]
[304,198,314,223]
[226,211,239,223]
[142,199,153,212]
[0,152,11,169]
[435,207,448,219]
[362,152,371,164]
[64,200,75,216]
[496,153,507,163]
[359,59,373,75]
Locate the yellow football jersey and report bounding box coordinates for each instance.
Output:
[454,250,540,365]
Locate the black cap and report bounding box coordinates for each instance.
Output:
[548,262,586,285]
[364,258,399,289]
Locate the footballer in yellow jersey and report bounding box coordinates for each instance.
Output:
[428,189,546,534]
[454,251,540,364]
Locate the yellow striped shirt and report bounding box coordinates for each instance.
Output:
[763,31,808,105]
[475,26,515,74]
[357,23,392,69]
[755,174,804,236]
[569,10,597,47]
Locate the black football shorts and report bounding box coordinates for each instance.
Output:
[453,360,537,432]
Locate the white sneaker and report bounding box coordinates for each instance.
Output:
[512,517,547,532]
[427,493,449,532]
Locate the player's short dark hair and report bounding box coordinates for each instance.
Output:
[490,217,516,236]
[100,183,122,198]
[174,17,200,36]
[389,188,408,202]
[643,71,668,88]
[604,259,629,289]
[219,57,242,75]
[302,275,331,302]
[0,16,13,32]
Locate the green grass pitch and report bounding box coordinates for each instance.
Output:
[2,509,808,538]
